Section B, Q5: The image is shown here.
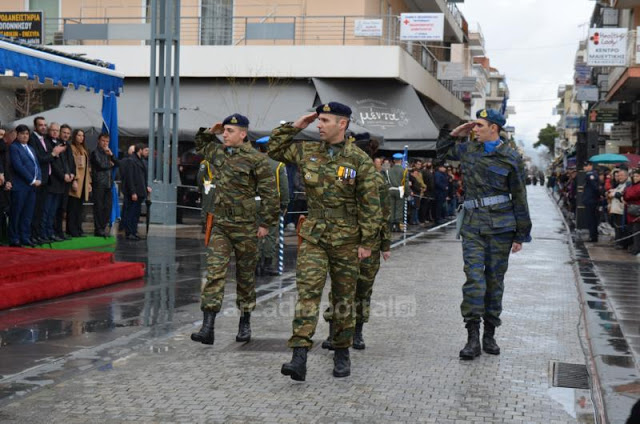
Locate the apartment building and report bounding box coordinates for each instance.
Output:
[0,0,477,154]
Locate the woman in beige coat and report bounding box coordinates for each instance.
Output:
[66,129,92,237]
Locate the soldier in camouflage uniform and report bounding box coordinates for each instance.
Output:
[190,114,279,346]
[438,109,531,360]
[385,154,409,232]
[322,133,391,351]
[254,136,289,276]
[196,159,216,233]
[268,102,381,381]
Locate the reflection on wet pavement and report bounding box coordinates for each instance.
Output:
[0,230,299,383]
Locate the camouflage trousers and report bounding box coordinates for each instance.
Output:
[323,247,381,324]
[460,229,515,327]
[288,239,358,350]
[201,221,258,313]
[389,191,404,224]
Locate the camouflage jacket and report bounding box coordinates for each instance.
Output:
[267,156,290,209]
[195,128,278,228]
[268,124,381,249]
[376,170,392,252]
[437,136,532,243]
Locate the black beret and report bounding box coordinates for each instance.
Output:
[222,113,249,128]
[316,102,352,118]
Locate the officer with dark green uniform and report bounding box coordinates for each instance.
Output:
[196,159,215,233]
[268,102,381,381]
[254,136,289,276]
[191,114,279,346]
[438,109,531,360]
[386,153,408,232]
[322,133,391,351]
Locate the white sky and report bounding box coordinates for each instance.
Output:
[457,0,594,155]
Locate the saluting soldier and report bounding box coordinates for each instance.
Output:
[268,102,381,381]
[322,133,391,351]
[254,136,289,276]
[438,109,531,360]
[191,114,279,346]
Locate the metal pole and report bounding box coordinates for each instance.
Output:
[278,213,285,275]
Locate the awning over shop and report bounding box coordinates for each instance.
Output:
[0,38,124,95]
[312,78,440,150]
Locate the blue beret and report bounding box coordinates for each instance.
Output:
[255,136,270,144]
[222,113,249,127]
[316,102,352,118]
[392,153,403,160]
[476,109,506,128]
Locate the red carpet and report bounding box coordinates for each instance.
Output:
[0,247,145,310]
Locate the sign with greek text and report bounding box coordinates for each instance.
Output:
[0,11,42,44]
[399,13,444,41]
[354,19,383,37]
[355,99,409,130]
[437,62,464,80]
[587,28,627,66]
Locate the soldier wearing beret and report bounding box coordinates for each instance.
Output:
[269,102,381,381]
[191,114,279,346]
[321,132,391,351]
[438,109,531,360]
[386,153,409,232]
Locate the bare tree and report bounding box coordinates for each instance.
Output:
[13,81,44,119]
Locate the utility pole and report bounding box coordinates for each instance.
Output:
[148,0,181,225]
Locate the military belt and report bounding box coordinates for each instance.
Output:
[308,206,354,220]
[463,195,511,210]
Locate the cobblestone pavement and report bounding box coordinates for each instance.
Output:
[0,187,595,423]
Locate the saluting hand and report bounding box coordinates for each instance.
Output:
[450,122,475,138]
[209,123,224,135]
[293,112,318,130]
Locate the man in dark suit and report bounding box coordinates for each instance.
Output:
[90,133,119,236]
[54,124,75,240]
[120,143,150,240]
[8,125,42,247]
[28,116,65,244]
[41,122,69,242]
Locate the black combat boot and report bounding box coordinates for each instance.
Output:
[352,322,365,350]
[255,258,264,277]
[262,258,279,276]
[333,348,351,377]
[321,321,334,350]
[236,312,251,342]
[482,321,500,355]
[281,347,308,381]
[190,310,216,345]
[459,321,481,360]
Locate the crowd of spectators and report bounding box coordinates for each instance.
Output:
[0,117,150,247]
[549,165,640,256]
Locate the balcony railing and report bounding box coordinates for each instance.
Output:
[37,14,464,100]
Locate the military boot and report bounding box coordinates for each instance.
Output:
[333,348,351,378]
[353,322,365,350]
[482,321,500,355]
[321,321,334,350]
[190,310,216,345]
[236,312,251,342]
[281,347,308,381]
[262,258,280,276]
[255,258,264,277]
[459,321,481,360]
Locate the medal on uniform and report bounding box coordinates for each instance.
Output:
[337,166,345,181]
